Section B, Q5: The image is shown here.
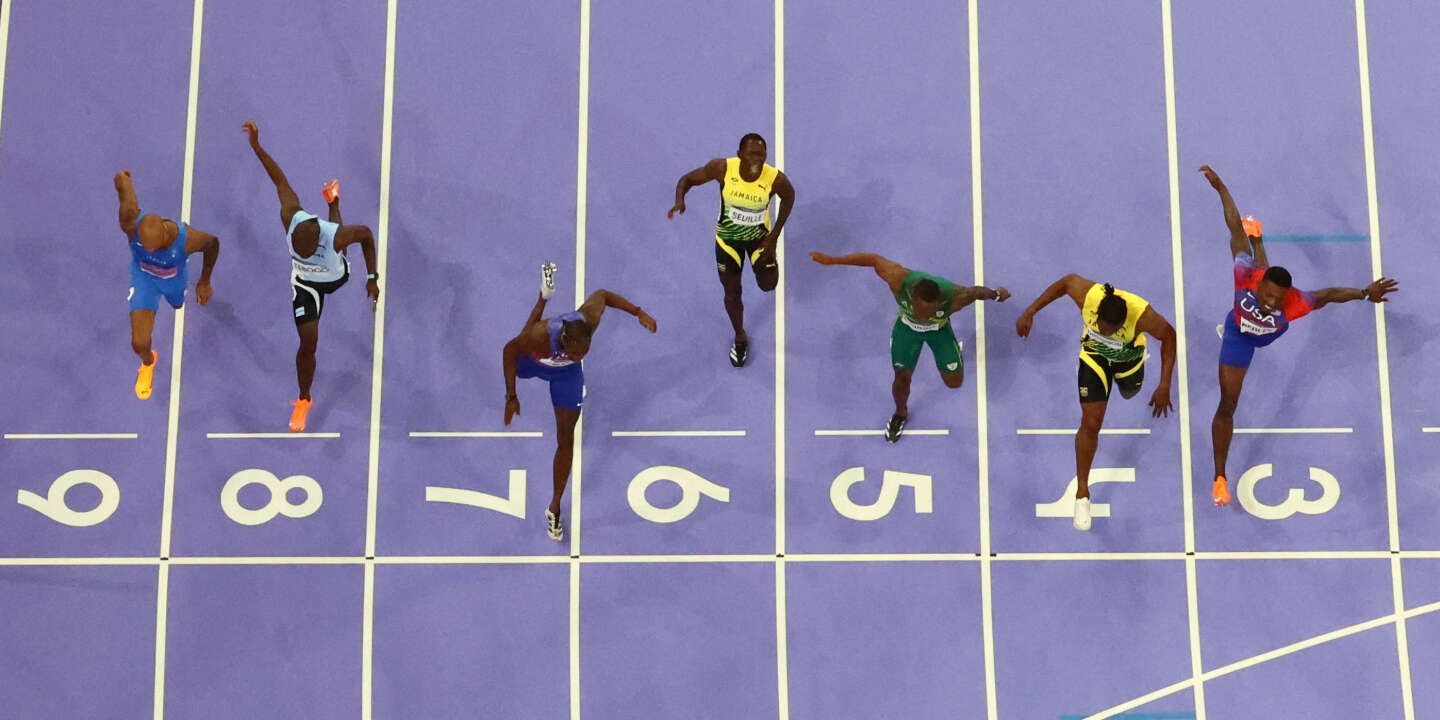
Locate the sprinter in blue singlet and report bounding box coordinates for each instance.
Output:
[114,170,220,400]
[503,263,657,542]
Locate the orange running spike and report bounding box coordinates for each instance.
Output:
[290,398,313,432]
[1212,475,1232,507]
[1241,215,1263,238]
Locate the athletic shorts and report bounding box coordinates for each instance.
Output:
[1218,313,1259,369]
[890,318,964,375]
[1078,351,1145,403]
[129,265,187,312]
[292,268,349,326]
[715,235,777,276]
[517,355,585,412]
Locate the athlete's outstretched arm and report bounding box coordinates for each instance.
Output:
[184,228,221,305]
[808,251,908,295]
[1312,278,1399,310]
[1135,306,1176,417]
[242,120,302,227]
[114,171,140,236]
[949,285,1011,311]
[1015,274,1092,337]
[335,225,380,310]
[578,289,657,332]
[761,172,797,252]
[1198,165,1253,259]
[667,158,726,219]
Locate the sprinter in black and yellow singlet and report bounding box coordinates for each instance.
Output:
[1016,275,1176,531]
[810,250,1009,442]
[668,133,795,367]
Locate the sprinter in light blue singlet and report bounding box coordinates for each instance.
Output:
[114,169,220,400]
[244,120,380,432]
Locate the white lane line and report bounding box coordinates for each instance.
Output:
[569,559,581,720]
[3,550,1428,566]
[1160,1,1204,715]
[0,0,13,147]
[4,433,139,440]
[7,549,1440,568]
[1422,427,1440,433]
[1354,2,1412,715]
[206,432,341,439]
[772,1,790,715]
[361,2,398,718]
[966,1,996,718]
[154,3,206,717]
[1084,599,1440,720]
[814,428,949,437]
[408,431,543,438]
[152,563,171,720]
[571,5,591,720]
[1016,428,1150,436]
[361,562,376,720]
[572,0,591,563]
[0,557,163,566]
[1233,427,1354,434]
[610,430,746,437]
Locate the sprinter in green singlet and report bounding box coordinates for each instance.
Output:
[810,250,1010,442]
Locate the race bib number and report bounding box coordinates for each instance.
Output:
[1238,316,1278,336]
[1085,328,1124,350]
[725,205,765,226]
[900,315,942,332]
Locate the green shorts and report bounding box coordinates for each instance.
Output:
[890,318,964,374]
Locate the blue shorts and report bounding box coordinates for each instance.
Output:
[1218,313,1258,369]
[517,356,584,412]
[128,265,187,311]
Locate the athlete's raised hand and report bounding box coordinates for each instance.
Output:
[1366,277,1398,303]
[242,120,260,148]
[667,200,686,219]
[809,251,835,265]
[1149,383,1173,418]
[637,309,658,333]
[1199,164,1225,190]
[995,287,1011,302]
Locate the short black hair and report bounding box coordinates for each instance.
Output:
[561,319,592,346]
[1098,283,1127,327]
[912,279,941,303]
[738,133,767,152]
[1262,266,1293,289]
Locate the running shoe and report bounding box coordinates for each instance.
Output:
[730,338,748,368]
[290,398,313,433]
[884,414,906,443]
[540,262,557,300]
[1073,496,1092,531]
[1213,475,1232,506]
[546,509,565,542]
[135,349,158,400]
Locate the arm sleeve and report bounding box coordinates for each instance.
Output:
[1233,251,1257,289]
[1283,288,1317,321]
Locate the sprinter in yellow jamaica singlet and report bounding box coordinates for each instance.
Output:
[668,133,796,367]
